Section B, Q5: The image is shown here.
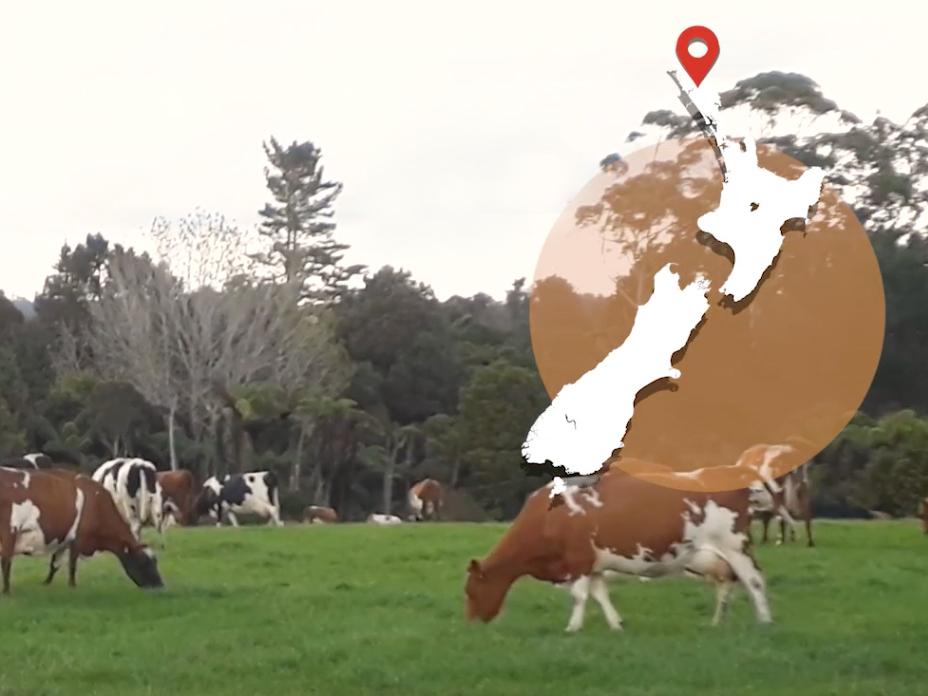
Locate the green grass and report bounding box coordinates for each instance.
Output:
[0,520,927,696]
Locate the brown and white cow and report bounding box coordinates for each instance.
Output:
[750,464,814,547]
[0,468,163,594]
[464,462,772,632]
[156,470,198,526]
[303,505,339,524]
[408,478,443,521]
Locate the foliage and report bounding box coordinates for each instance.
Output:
[3,72,928,518]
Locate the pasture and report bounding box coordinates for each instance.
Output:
[0,520,925,696]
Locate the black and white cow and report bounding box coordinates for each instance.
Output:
[1,453,54,470]
[194,471,282,527]
[91,458,167,545]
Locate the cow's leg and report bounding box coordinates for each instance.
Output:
[157,515,168,549]
[805,516,815,547]
[725,550,772,624]
[265,506,282,527]
[66,542,79,587]
[44,547,67,585]
[0,527,15,595]
[565,576,591,632]
[711,580,736,626]
[588,574,623,630]
[760,515,770,544]
[776,505,798,546]
[226,510,240,528]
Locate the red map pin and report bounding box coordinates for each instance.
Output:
[675,26,720,87]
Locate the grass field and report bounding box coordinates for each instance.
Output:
[0,520,927,696]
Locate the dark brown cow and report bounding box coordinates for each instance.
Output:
[0,468,163,593]
[302,505,339,524]
[156,470,198,526]
[408,478,444,521]
[464,462,772,632]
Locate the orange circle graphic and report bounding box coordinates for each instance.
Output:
[529,137,885,492]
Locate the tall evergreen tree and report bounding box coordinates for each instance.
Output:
[250,137,366,303]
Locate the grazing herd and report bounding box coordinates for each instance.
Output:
[0,454,447,596]
[0,444,920,636]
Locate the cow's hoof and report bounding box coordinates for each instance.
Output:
[565,624,582,633]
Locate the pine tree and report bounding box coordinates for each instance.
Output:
[250,137,366,303]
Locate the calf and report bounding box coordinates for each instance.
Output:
[408,478,444,521]
[194,471,282,527]
[156,470,198,526]
[367,513,403,525]
[0,468,163,593]
[92,458,166,546]
[464,461,772,632]
[303,505,339,524]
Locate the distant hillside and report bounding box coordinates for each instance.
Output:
[11,298,36,319]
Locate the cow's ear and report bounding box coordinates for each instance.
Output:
[467,559,483,577]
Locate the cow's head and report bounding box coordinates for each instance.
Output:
[116,544,164,589]
[464,559,506,623]
[747,481,775,514]
[193,488,218,519]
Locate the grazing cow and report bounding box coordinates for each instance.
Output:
[0,468,163,593]
[156,470,198,526]
[751,464,814,547]
[408,478,444,521]
[464,462,772,632]
[194,471,282,527]
[91,458,166,545]
[367,513,402,525]
[303,505,339,524]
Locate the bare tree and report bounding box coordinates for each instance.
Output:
[148,209,253,292]
[84,248,185,469]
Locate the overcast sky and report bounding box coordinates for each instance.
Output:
[1,1,923,302]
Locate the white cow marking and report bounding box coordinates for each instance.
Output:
[570,500,772,631]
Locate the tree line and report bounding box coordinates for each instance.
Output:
[2,72,927,521]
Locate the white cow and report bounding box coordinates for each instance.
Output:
[367,513,403,525]
[91,458,166,545]
[194,471,283,527]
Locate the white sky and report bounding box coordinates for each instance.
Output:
[1,0,924,301]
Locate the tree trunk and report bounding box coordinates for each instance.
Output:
[450,456,462,488]
[289,422,306,492]
[167,404,178,471]
[382,459,396,515]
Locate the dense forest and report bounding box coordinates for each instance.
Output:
[2,71,927,521]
